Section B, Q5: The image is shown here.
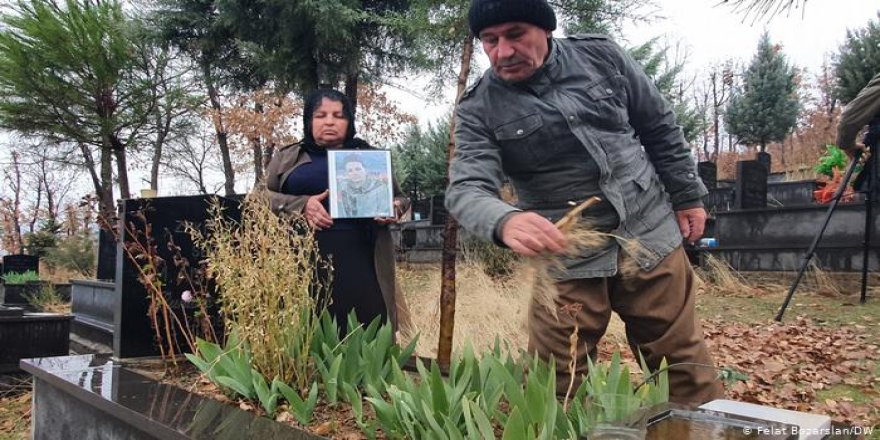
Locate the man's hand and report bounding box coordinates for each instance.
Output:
[845,143,869,161]
[675,207,707,245]
[305,190,333,230]
[501,212,568,257]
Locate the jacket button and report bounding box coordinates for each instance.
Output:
[687,172,695,179]
[516,129,524,135]
[605,88,613,94]
[569,115,576,121]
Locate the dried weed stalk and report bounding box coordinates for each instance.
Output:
[119,210,197,366]
[561,303,583,412]
[699,254,749,294]
[528,198,648,317]
[188,192,331,389]
[807,261,842,297]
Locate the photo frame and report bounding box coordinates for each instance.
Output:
[327,149,395,219]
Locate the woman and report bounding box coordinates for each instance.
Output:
[265,89,410,335]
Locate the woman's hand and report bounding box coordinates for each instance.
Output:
[305,190,333,230]
[374,199,405,225]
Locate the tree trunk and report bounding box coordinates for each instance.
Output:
[251,101,264,186]
[203,63,236,196]
[7,152,24,253]
[437,33,474,369]
[79,142,103,201]
[98,142,114,229]
[345,72,359,114]
[28,179,41,234]
[111,135,130,200]
[150,112,169,191]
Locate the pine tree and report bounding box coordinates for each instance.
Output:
[834,12,880,103]
[725,32,800,152]
[0,0,153,218]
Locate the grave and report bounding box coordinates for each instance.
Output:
[2,254,39,276]
[23,353,862,440]
[734,160,768,209]
[70,279,115,353]
[698,161,717,190]
[96,229,117,281]
[430,194,448,225]
[114,195,241,358]
[1,306,71,373]
[756,151,772,172]
[707,203,880,271]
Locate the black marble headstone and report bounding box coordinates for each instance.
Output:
[735,160,768,209]
[96,229,116,281]
[756,152,771,172]
[2,254,39,276]
[697,162,717,190]
[115,195,242,358]
[430,195,448,226]
[411,198,430,221]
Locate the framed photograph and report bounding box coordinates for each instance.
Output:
[327,149,395,219]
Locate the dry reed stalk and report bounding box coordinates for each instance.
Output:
[398,263,630,357]
[561,303,583,412]
[699,254,750,295]
[807,261,843,297]
[528,198,648,318]
[189,192,331,389]
[399,261,531,357]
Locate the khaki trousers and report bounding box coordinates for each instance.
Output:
[528,246,724,405]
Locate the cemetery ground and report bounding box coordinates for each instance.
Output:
[1,261,880,439]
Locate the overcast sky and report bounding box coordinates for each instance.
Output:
[396,1,880,127]
[626,0,880,75]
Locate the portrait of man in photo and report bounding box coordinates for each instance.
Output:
[329,150,394,218]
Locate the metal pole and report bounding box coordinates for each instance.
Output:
[776,150,864,321]
[860,165,872,304]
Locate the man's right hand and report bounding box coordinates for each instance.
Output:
[501,212,568,257]
[846,143,869,160]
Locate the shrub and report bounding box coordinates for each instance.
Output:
[44,233,96,277]
[2,270,41,284]
[25,283,67,313]
[189,192,331,390]
[460,236,519,279]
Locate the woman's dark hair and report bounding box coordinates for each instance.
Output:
[302,89,358,148]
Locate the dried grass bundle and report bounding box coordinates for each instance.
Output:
[528,198,647,318]
[807,261,843,297]
[189,191,331,389]
[699,254,750,295]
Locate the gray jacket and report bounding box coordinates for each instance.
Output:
[837,72,880,150]
[446,35,706,278]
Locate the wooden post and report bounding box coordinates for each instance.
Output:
[437,33,474,369]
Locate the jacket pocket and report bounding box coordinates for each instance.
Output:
[626,161,669,230]
[494,113,546,171]
[585,75,627,129]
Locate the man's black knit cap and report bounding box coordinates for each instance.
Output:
[468,0,557,36]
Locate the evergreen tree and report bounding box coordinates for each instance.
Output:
[214,0,416,104]
[834,12,880,103]
[553,0,655,36]
[629,39,706,144]
[393,120,451,199]
[0,0,154,219]
[149,0,258,195]
[725,33,799,152]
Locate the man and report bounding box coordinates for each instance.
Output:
[837,72,880,162]
[338,153,392,218]
[446,0,723,404]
